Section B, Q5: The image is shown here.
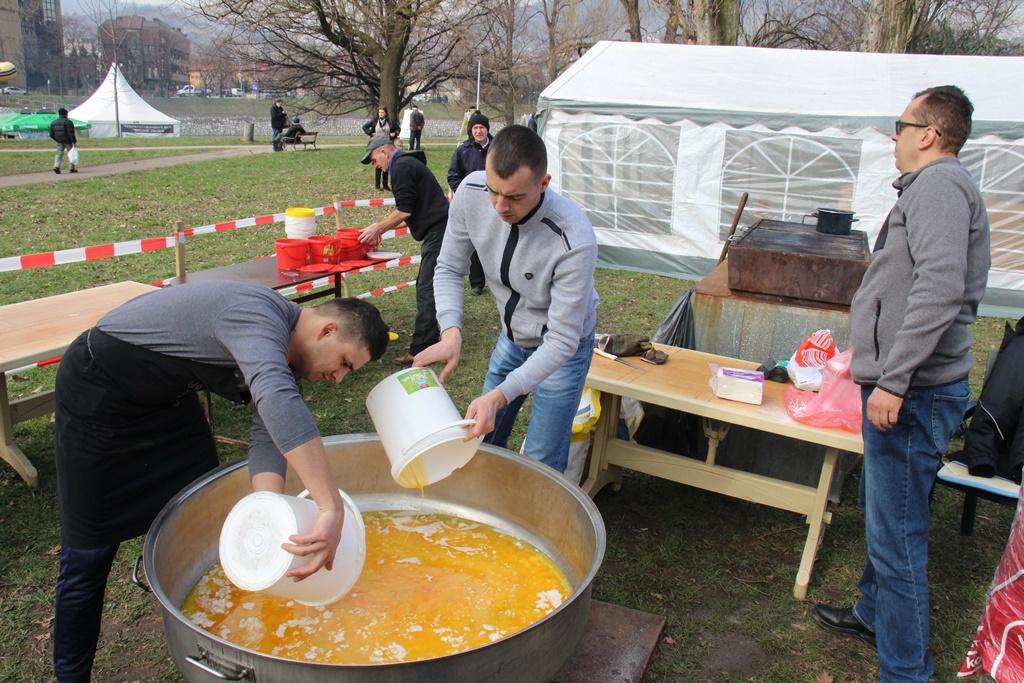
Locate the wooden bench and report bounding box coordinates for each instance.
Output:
[285,131,318,151]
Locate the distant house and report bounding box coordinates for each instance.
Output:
[98,15,190,95]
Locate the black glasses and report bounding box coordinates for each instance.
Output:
[895,120,942,136]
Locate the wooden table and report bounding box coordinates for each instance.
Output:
[178,256,345,303]
[582,344,863,600]
[0,281,159,486]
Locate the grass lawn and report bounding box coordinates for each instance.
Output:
[0,149,214,177]
[0,138,1015,682]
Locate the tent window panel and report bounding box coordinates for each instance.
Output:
[719,130,861,239]
[961,143,1024,274]
[558,122,680,237]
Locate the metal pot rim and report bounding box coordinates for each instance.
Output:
[142,432,606,669]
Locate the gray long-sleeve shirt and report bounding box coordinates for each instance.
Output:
[97,282,316,477]
[849,156,991,395]
[434,171,599,402]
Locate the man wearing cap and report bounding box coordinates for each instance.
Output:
[360,134,448,365]
[415,125,599,476]
[447,111,492,295]
[52,283,390,682]
[281,116,307,147]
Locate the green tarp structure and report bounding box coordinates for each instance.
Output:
[0,112,91,134]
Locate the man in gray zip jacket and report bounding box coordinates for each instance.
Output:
[813,85,990,683]
[414,125,599,475]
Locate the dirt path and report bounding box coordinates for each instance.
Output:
[0,143,365,189]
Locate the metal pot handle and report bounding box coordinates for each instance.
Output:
[131,555,151,593]
[186,647,253,681]
[801,213,819,225]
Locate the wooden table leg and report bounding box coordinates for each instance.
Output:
[793,446,839,599]
[582,393,623,497]
[0,374,38,487]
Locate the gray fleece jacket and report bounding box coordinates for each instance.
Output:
[849,156,990,395]
[434,171,599,402]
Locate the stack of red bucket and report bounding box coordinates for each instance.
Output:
[336,228,377,260]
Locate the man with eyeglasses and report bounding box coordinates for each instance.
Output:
[813,85,990,683]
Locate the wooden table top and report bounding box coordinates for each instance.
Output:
[0,281,158,371]
[587,343,863,454]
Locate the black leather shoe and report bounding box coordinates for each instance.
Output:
[813,603,876,648]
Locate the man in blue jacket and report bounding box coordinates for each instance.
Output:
[813,85,991,683]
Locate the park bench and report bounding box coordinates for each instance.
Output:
[285,131,318,151]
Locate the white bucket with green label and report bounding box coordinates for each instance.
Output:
[365,367,481,488]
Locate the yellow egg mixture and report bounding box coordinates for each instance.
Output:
[182,511,572,664]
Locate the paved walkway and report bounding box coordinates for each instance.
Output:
[0,143,366,189]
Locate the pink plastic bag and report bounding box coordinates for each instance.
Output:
[959,486,1024,681]
[783,349,862,433]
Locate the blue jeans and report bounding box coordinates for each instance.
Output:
[482,330,594,473]
[852,378,970,683]
[271,127,283,151]
[54,143,75,170]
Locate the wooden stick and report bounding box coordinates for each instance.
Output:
[173,220,186,283]
[718,192,749,264]
[332,195,343,231]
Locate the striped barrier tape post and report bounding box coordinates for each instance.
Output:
[0,197,399,273]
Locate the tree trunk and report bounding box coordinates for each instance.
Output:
[691,0,739,45]
[864,0,926,52]
[619,0,642,40]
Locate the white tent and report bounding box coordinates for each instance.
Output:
[70,64,179,137]
[538,41,1024,316]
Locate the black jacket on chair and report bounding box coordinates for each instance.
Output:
[961,316,1024,483]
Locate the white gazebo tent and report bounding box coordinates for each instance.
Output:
[538,42,1024,316]
[70,64,180,137]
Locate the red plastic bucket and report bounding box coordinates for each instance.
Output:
[308,236,341,264]
[275,238,309,270]
[336,228,376,260]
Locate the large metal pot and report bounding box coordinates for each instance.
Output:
[143,434,605,682]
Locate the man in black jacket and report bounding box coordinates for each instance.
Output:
[359,134,447,365]
[270,99,287,152]
[447,111,491,294]
[49,108,77,174]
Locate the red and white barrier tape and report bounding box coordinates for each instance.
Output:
[274,255,421,298]
[357,280,417,299]
[5,355,63,376]
[0,197,398,273]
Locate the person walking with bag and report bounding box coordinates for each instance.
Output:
[49,108,77,174]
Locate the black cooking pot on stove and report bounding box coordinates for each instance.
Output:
[803,208,858,235]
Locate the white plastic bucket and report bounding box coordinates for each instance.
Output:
[365,367,482,488]
[284,207,316,238]
[218,489,365,606]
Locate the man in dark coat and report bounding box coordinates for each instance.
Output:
[270,99,287,151]
[49,108,77,174]
[447,111,491,294]
[359,134,448,364]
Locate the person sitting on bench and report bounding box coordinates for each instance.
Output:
[281,116,307,146]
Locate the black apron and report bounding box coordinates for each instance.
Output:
[55,328,252,548]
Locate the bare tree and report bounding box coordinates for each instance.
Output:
[620,0,643,40]
[473,0,535,124]
[692,0,741,43]
[863,0,927,51]
[87,0,136,137]
[189,0,487,117]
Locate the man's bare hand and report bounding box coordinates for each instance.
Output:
[866,387,903,431]
[413,328,463,382]
[283,506,344,579]
[358,223,382,245]
[464,389,508,441]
